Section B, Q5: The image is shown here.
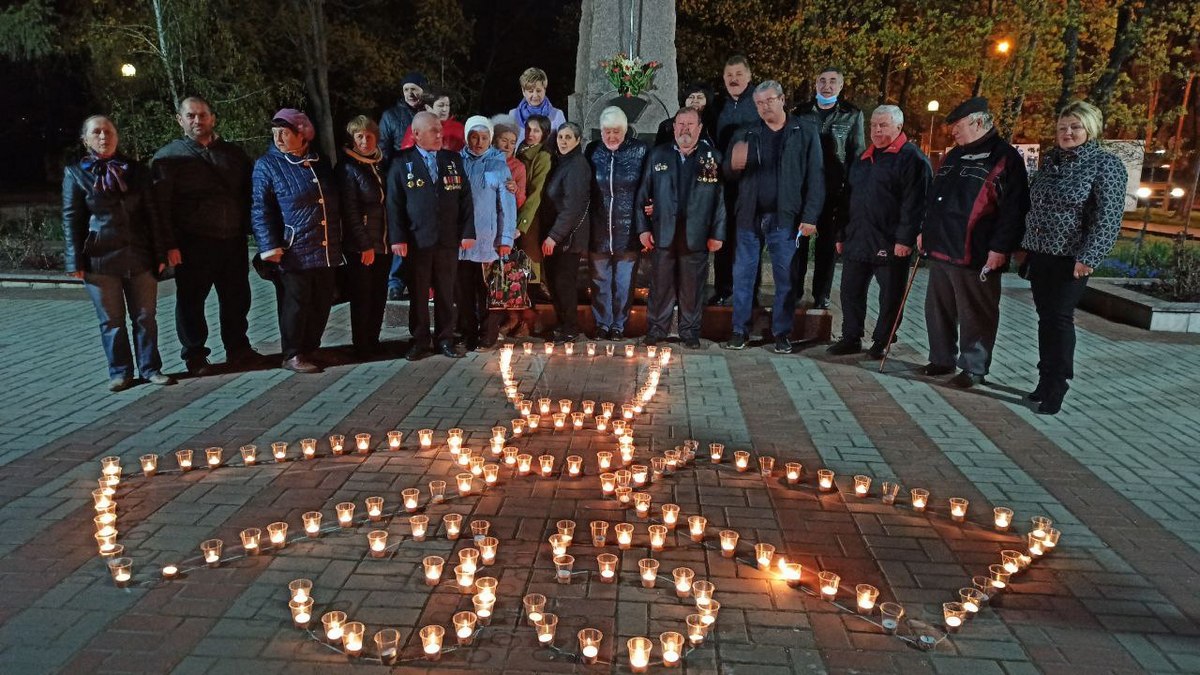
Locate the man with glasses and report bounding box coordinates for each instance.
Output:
[919,97,1029,388]
[721,81,824,354]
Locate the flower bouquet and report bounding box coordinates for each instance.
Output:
[598,53,662,98]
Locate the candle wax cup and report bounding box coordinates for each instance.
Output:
[946,617,962,627]
[583,646,598,658]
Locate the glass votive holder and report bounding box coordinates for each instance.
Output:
[564,341,575,355]
[538,454,555,477]
[269,441,289,462]
[321,610,347,642]
[910,488,929,512]
[475,575,498,603]
[553,554,574,584]
[566,455,583,477]
[267,521,288,549]
[578,628,603,664]
[943,601,967,631]
[517,454,533,475]
[455,449,472,467]
[107,556,132,587]
[419,624,444,661]
[856,584,879,614]
[586,341,598,357]
[615,486,633,505]
[692,580,715,605]
[659,347,672,364]
[880,480,900,504]
[289,597,313,628]
[300,438,317,459]
[367,530,388,557]
[688,515,707,542]
[423,555,444,586]
[624,344,635,358]
[524,592,547,626]
[818,571,840,600]
[139,454,158,477]
[457,472,473,496]
[414,428,433,449]
[759,456,775,477]
[621,404,635,420]
[755,543,775,569]
[469,455,485,476]
[478,536,498,565]
[549,533,570,556]
[374,628,400,665]
[591,520,609,547]
[455,563,476,592]
[200,538,223,567]
[988,563,1011,591]
[733,450,750,472]
[92,488,113,510]
[1001,549,1023,574]
[571,412,585,429]
[328,435,345,455]
[949,497,969,522]
[817,469,835,491]
[519,399,534,417]
[631,464,648,486]
[410,514,429,541]
[333,502,355,528]
[639,558,660,588]
[1043,528,1061,549]
[648,524,667,551]
[535,612,558,646]
[960,587,986,613]
[696,598,720,625]
[673,567,694,597]
[719,530,739,558]
[503,446,519,466]
[600,472,616,495]
[510,418,527,437]
[686,614,708,645]
[1027,533,1046,557]
[605,343,615,357]
[200,446,222,468]
[95,530,118,556]
[239,527,261,555]
[552,412,566,429]
[522,341,534,355]
[553,519,575,543]
[853,475,871,497]
[628,636,652,672]
[341,621,365,656]
[354,433,371,454]
[660,631,684,668]
[458,547,480,573]
[596,451,613,471]
[879,602,905,634]
[176,448,194,471]
[709,443,724,463]
[366,495,385,521]
[615,523,634,549]
[596,552,619,583]
[1030,515,1053,539]
[453,610,478,645]
[993,506,1013,531]
[634,492,652,518]
[443,513,462,540]
[544,341,555,356]
[650,456,666,479]
[473,592,496,625]
[783,562,803,587]
[596,415,608,432]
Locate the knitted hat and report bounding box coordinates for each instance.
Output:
[464,115,493,137]
[401,72,428,89]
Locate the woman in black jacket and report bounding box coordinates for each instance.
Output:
[63,115,175,392]
[337,115,389,359]
[541,122,592,341]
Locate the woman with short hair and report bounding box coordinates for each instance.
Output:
[541,122,593,341]
[1019,100,1125,415]
[63,115,175,391]
[337,115,388,358]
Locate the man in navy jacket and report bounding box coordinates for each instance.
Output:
[387,111,476,360]
[635,108,726,349]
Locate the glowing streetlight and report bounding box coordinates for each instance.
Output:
[121,63,137,77]
[1136,186,1152,200]
[926,101,940,155]
[1170,187,1185,198]
[927,100,940,112]
[995,40,1011,55]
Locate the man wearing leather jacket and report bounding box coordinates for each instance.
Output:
[792,67,864,309]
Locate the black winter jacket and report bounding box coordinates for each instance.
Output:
[250,146,344,271]
[336,148,387,254]
[151,136,252,242]
[923,129,1030,270]
[793,98,865,223]
[714,89,759,152]
[842,134,931,263]
[722,116,825,230]
[543,147,593,254]
[586,137,649,254]
[62,156,167,276]
[379,100,422,165]
[635,141,727,252]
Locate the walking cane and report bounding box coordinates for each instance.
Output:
[878,254,923,373]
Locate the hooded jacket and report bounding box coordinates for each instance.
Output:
[460,146,517,264]
[842,133,931,262]
[250,145,344,271]
[586,137,649,254]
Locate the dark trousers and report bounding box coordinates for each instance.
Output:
[792,211,838,302]
[839,258,909,343]
[278,267,335,359]
[647,248,708,340]
[924,259,1002,375]
[711,184,739,298]
[173,235,252,361]
[344,251,391,351]
[1027,253,1089,382]
[455,260,489,341]
[545,251,582,334]
[406,246,458,348]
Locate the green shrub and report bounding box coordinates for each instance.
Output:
[0,207,63,270]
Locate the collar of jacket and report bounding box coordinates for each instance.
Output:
[960,128,999,153]
[861,132,908,161]
[181,134,221,151]
[795,98,859,115]
[271,144,320,165]
[343,146,382,164]
[1049,139,1099,164]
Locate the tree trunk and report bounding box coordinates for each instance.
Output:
[1089,1,1146,114]
[877,53,892,104]
[151,0,180,105]
[1001,28,1039,142]
[1055,0,1079,114]
[291,0,335,160]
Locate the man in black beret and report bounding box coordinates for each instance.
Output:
[918,97,1029,388]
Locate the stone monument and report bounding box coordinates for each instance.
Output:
[568,0,679,142]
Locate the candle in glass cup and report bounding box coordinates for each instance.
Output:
[478,536,498,565]
[648,524,667,551]
[818,571,840,600]
[631,464,648,486]
[454,563,476,593]
[634,492,652,518]
[1031,515,1053,539]
[458,547,480,573]
[352,433,371,454]
[686,614,707,645]
[1001,549,1022,574]
[321,610,346,642]
[375,628,400,665]
[571,412,585,429]
[519,399,534,416]
[879,602,905,633]
[949,497,969,522]
[628,636,652,673]
[328,435,345,455]
[650,456,666,479]
[140,454,158,476]
[988,506,1013,530]
[549,533,569,556]
[366,530,388,557]
[988,563,1010,590]
[176,448,194,471]
[596,452,613,472]
[470,519,491,544]
[409,514,429,541]
[453,610,478,645]
[615,486,633,505]
[502,446,519,466]
[455,448,471,467]
[719,530,739,557]
[597,553,618,582]
[856,584,879,613]
[107,556,132,587]
[552,412,566,429]
[817,469,835,491]
[600,472,616,495]
[538,454,555,477]
[673,567,694,597]
[853,475,871,497]
[709,443,724,463]
[469,455,485,477]
[457,472,473,496]
[336,502,355,527]
[660,631,684,667]
[943,601,966,630]
[527,413,541,430]
[566,455,583,478]
[1027,533,1046,557]
[474,576,498,603]
[615,523,634,549]
[692,579,715,605]
[422,555,445,585]
[910,487,929,511]
[473,592,496,625]
[300,438,317,459]
[267,521,288,548]
[596,416,608,432]
[688,515,707,542]
[340,621,365,656]
[697,598,720,625]
[420,624,444,660]
[659,503,679,530]
[755,543,775,569]
[444,513,462,540]
[783,561,802,587]
[553,554,574,584]
[240,527,261,555]
[365,496,385,521]
[784,462,802,484]
[960,587,985,613]
[733,451,750,472]
[1043,528,1061,549]
[591,520,609,547]
[201,538,223,567]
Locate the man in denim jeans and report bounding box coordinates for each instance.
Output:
[721,81,824,353]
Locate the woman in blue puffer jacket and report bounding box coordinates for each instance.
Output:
[457,116,517,350]
[251,108,358,374]
[586,106,648,340]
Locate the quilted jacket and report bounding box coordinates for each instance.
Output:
[250,145,343,271]
[336,148,387,254]
[586,137,648,254]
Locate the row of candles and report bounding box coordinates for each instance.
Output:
[499,340,673,364]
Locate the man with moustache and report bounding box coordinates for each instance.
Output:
[151,95,260,376]
[635,107,726,349]
[387,112,476,361]
[708,54,759,307]
[792,67,865,309]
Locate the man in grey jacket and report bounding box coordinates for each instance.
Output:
[152,96,260,375]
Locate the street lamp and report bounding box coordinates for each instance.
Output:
[120,63,137,77]
[995,40,1012,55]
[926,100,940,156]
[1134,186,1153,267]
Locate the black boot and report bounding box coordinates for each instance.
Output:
[1036,380,1069,415]
[1026,379,1048,402]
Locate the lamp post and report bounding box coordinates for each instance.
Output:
[1133,186,1152,267]
[926,100,940,157]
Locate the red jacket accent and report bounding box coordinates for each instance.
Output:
[400,118,466,153]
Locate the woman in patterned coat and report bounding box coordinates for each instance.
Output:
[1018,100,1125,415]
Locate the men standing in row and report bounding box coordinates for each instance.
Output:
[708,55,759,307]
[151,96,260,376]
[380,71,428,301]
[722,81,824,354]
[827,105,930,358]
[792,67,864,309]
[387,112,475,361]
[920,97,1029,387]
[636,107,726,349]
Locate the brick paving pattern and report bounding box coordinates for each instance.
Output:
[0,268,1198,674]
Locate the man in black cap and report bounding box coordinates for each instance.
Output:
[380,71,427,300]
[918,97,1029,388]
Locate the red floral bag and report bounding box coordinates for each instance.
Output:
[485,250,532,310]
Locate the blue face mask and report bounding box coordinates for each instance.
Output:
[816,93,838,106]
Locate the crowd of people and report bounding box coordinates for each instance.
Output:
[62,58,1126,415]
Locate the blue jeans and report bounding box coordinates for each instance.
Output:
[387,252,406,292]
[83,270,163,380]
[589,252,637,332]
[731,214,797,338]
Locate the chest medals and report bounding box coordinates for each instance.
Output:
[443,161,462,191]
[405,161,425,189]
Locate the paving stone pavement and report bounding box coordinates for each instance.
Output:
[0,268,1198,675]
